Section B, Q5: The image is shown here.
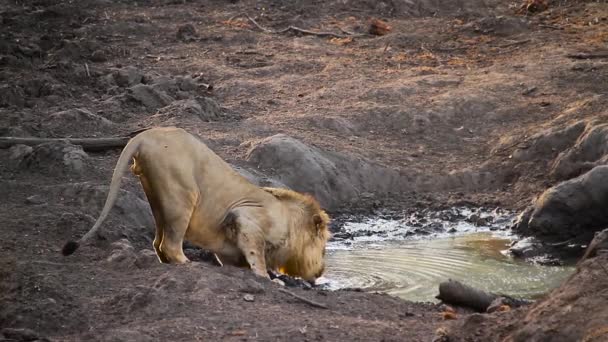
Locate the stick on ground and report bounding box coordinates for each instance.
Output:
[278,288,329,309]
[229,13,365,39]
[0,137,130,152]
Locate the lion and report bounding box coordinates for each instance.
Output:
[62,127,331,282]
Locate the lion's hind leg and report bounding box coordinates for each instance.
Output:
[156,192,197,264]
[139,176,170,263]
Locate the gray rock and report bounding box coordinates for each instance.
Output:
[157,97,222,122]
[239,279,266,294]
[511,121,586,162]
[56,182,154,240]
[176,24,198,42]
[135,249,160,269]
[551,123,608,180]
[25,195,46,205]
[245,134,410,210]
[514,165,608,241]
[90,50,107,62]
[19,141,89,175]
[45,108,113,134]
[9,144,33,160]
[128,84,173,110]
[113,66,143,87]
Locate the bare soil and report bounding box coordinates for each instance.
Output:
[2,0,608,340]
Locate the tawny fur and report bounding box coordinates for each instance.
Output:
[62,127,330,282]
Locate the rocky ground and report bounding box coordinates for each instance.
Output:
[2,0,608,341]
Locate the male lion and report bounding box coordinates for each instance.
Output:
[62,127,331,282]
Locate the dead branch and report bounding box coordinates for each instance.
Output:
[228,13,365,39]
[437,279,498,312]
[278,288,328,309]
[566,52,608,60]
[0,137,130,152]
[498,39,531,49]
[436,279,531,312]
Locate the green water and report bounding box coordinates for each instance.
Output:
[321,232,575,302]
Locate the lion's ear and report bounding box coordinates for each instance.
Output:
[313,214,323,230]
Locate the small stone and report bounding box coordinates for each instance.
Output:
[239,279,265,294]
[272,278,286,286]
[90,50,107,62]
[25,195,46,205]
[176,24,198,42]
[113,66,143,87]
[243,294,255,302]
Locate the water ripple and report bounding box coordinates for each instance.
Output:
[319,233,574,302]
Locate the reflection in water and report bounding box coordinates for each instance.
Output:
[320,233,575,302]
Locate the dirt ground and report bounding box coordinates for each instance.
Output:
[2,0,608,341]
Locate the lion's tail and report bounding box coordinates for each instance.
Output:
[61,134,144,256]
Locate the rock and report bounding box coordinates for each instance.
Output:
[127,84,173,110]
[56,182,154,242]
[45,108,113,135]
[176,24,198,42]
[243,294,255,302]
[239,279,266,294]
[486,297,508,313]
[0,85,25,107]
[580,228,608,262]
[25,195,46,205]
[90,49,107,62]
[514,165,608,242]
[19,141,89,175]
[156,97,222,122]
[551,123,608,180]
[510,121,586,163]
[135,249,160,269]
[177,76,197,91]
[9,144,33,160]
[106,239,137,266]
[113,66,144,87]
[245,134,410,210]
[232,165,287,189]
[508,237,542,259]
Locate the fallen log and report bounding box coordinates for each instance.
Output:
[437,279,498,312]
[0,137,130,152]
[436,279,532,312]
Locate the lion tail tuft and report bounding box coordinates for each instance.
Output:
[61,240,80,256]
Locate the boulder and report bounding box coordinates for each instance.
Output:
[245,134,409,210]
[45,108,113,135]
[112,66,144,87]
[514,165,608,242]
[127,84,173,110]
[551,123,608,180]
[17,141,89,175]
[56,182,154,245]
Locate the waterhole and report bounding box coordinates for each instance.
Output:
[318,209,575,302]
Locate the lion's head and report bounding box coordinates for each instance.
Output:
[262,187,331,283]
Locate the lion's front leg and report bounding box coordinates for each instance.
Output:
[231,215,269,279]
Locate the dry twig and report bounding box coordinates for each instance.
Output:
[278,288,328,309]
[498,39,531,49]
[566,52,608,60]
[228,13,365,39]
[0,136,129,152]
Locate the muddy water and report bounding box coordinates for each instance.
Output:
[319,213,575,302]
